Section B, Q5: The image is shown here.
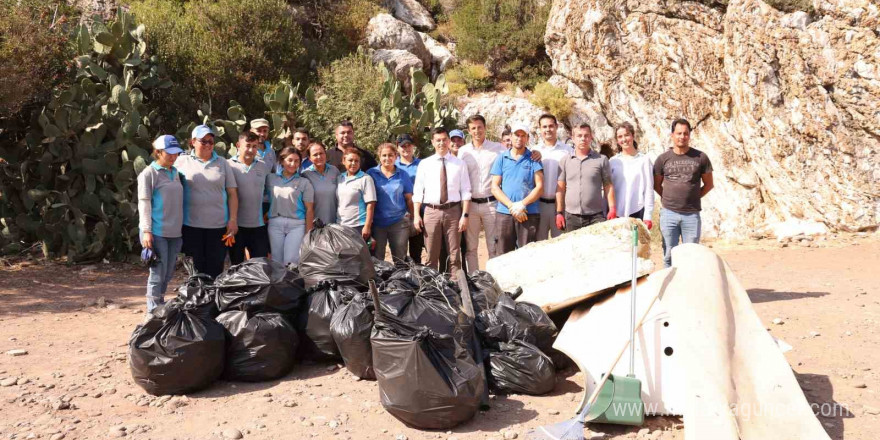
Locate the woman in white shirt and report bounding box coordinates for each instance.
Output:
[609,122,655,229]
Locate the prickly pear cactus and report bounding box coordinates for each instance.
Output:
[0,12,171,262]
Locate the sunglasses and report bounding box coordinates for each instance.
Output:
[197,138,215,145]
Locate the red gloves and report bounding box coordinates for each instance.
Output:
[607,210,618,220]
[555,213,565,230]
[645,220,653,230]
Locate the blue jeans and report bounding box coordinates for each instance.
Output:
[268,217,306,266]
[659,208,701,268]
[143,234,183,312]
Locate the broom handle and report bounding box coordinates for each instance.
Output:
[579,282,662,414]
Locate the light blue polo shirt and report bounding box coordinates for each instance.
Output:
[258,141,277,172]
[336,171,377,227]
[137,162,184,238]
[229,156,271,228]
[490,149,543,215]
[174,152,237,229]
[394,157,420,186]
[366,166,413,228]
[302,164,340,226]
[267,170,314,222]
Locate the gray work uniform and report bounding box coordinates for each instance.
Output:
[558,150,611,215]
[230,157,271,228]
[137,162,184,238]
[174,152,238,229]
[302,164,341,226]
[267,171,315,221]
[336,171,377,228]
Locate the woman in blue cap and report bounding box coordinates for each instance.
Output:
[137,135,185,311]
[174,125,239,279]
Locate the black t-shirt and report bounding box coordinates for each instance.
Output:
[653,147,713,213]
[326,145,378,172]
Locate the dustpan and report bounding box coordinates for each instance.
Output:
[584,224,645,425]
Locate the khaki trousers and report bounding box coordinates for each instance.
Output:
[464,200,500,271]
[424,204,463,277]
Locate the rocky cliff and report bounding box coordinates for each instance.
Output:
[545,0,879,238]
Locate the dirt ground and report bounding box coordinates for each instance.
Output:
[0,231,878,440]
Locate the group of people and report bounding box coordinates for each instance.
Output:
[137,114,713,311]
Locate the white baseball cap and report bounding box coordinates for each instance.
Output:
[509,123,530,136]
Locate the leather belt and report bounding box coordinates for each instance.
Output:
[425,201,461,210]
[471,196,496,204]
[539,197,556,204]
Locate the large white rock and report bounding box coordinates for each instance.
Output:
[420,32,455,75]
[367,13,433,71]
[545,0,880,238]
[371,49,424,89]
[486,218,652,312]
[384,0,436,31]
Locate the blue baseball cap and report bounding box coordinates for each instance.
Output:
[449,129,465,139]
[152,135,184,154]
[396,133,415,145]
[191,125,214,140]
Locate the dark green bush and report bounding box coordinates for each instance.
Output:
[449,0,551,87]
[0,0,75,119]
[130,0,306,131]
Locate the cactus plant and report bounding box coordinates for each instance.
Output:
[0,12,171,262]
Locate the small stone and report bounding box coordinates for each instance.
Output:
[503,431,519,439]
[326,365,339,372]
[16,377,29,385]
[52,400,70,410]
[108,426,126,438]
[6,349,28,356]
[49,434,65,440]
[772,318,784,325]
[863,406,880,415]
[547,409,560,415]
[809,331,821,337]
[328,420,339,429]
[0,377,17,387]
[395,435,408,440]
[301,421,313,427]
[637,428,650,437]
[854,383,867,389]
[283,400,298,408]
[222,428,244,439]
[332,391,344,397]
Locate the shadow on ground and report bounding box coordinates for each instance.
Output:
[796,372,854,440]
[747,288,829,304]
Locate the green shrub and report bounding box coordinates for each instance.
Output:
[0,0,74,119]
[130,0,306,131]
[295,0,385,64]
[450,0,551,84]
[445,61,493,97]
[314,52,390,151]
[529,82,573,122]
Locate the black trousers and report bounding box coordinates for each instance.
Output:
[182,225,227,279]
[563,212,605,233]
[408,233,424,264]
[629,208,645,220]
[495,213,539,255]
[229,225,270,265]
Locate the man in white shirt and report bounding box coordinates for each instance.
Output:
[458,115,507,271]
[413,128,472,278]
[533,113,574,240]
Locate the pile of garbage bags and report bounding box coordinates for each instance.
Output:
[128,222,559,430]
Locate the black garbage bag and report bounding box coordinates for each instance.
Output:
[330,292,375,379]
[371,310,483,429]
[129,298,226,395]
[372,258,396,281]
[466,271,503,315]
[296,281,359,360]
[388,265,462,309]
[476,293,557,352]
[214,258,307,314]
[216,310,299,382]
[176,257,219,317]
[487,340,556,395]
[299,223,375,288]
[378,286,460,337]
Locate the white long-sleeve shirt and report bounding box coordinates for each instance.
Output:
[412,153,472,204]
[534,141,574,198]
[609,152,655,219]
[458,140,506,198]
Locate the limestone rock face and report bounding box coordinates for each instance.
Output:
[486,218,653,312]
[545,0,880,237]
[367,13,433,70]
[420,33,456,75]
[384,0,437,31]
[371,49,424,89]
